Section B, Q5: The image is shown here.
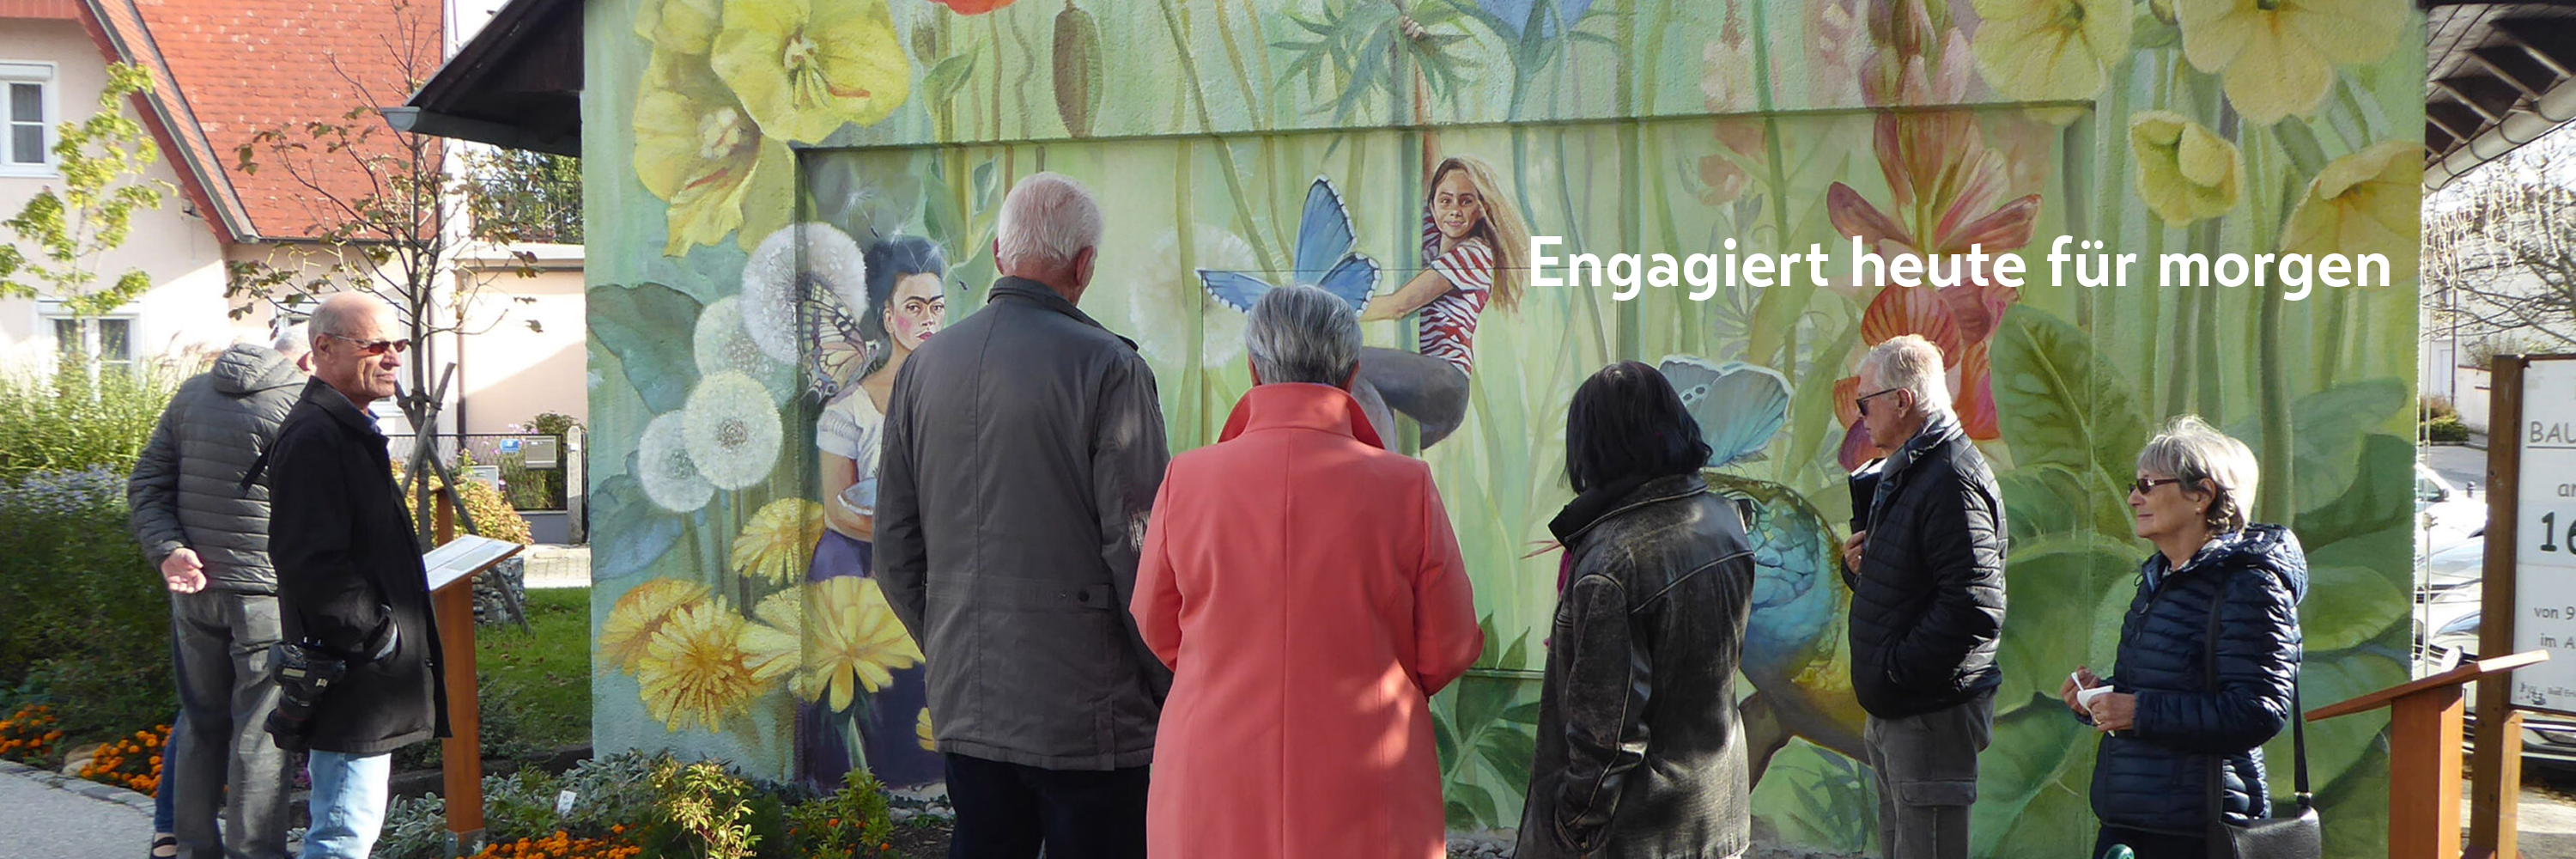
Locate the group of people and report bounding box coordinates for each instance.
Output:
[124,168,2307,859]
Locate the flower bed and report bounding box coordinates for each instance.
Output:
[76,723,168,795]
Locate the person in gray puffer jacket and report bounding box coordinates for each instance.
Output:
[127,326,308,859]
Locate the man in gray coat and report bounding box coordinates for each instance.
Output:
[877,172,1171,859]
[128,324,309,859]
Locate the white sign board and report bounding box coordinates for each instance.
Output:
[2512,358,2576,711]
[424,534,524,593]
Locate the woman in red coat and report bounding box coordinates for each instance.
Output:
[1132,283,1485,859]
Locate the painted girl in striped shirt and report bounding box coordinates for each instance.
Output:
[1356,155,1529,448]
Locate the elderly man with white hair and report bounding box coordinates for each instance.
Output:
[876,172,1172,859]
[1838,333,2008,859]
[127,319,313,859]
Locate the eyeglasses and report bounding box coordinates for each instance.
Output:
[327,335,410,356]
[2131,477,2181,495]
[1855,387,1903,416]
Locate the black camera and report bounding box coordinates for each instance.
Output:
[264,640,347,751]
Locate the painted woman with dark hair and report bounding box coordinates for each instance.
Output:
[801,233,949,792]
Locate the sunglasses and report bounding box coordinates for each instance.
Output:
[1855,387,1903,416]
[2131,477,2181,495]
[327,334,411,356]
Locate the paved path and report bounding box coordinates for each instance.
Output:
[0,760,150,859]
[521,543,589,589]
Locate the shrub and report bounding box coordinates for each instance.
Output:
[2421,395,2458,422]
[0,704,65,768]
[2428,416,2472,443]
[77,723,168,795]
[470,832,641,859]
[0,367,183,483]
[787,769,897,858]
[370,794,454,859]
[391,673,552,773]
[0,467,172,738]
[396,456,534,546]
[560,751,667,838]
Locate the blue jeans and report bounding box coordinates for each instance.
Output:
[152,711,175,833]
[300,751,391,859]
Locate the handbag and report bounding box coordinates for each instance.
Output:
[2202,578,2321,859]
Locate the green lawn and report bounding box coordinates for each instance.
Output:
[477,586,592,755]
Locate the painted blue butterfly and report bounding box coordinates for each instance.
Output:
[1200,176,1380,314]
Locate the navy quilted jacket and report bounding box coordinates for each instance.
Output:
[2088,525,2307,835]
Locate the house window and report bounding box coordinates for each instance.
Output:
[0,62,56,175]
[51,316,133,373]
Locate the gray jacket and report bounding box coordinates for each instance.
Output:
[877,277,1174,771]
[127,343,303,594]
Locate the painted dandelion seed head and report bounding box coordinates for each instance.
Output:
[744,222,868,365]
[1136,225,1258,369]
[637,411,714,513]
[695,296,791,395]
[683,371,783,491]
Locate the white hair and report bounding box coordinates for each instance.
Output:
[307,293,392,349]
[1859,334,1953,417]
[271,320,309,356]
[1245,284,1359,386]
[2136,415,2261,533]
[995,173,1103,269]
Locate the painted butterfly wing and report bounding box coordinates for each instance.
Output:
[1658,355,1792,468]
[1313,253,1381,313]
[1292,176,1358,286]
[1200,270,1279,314]
[803,293,871,400]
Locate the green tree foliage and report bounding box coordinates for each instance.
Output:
[467,147,581,245]
[0,64,175,316]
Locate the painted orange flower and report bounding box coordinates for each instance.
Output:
[927,0,1017,12]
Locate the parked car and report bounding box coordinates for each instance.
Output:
[2418,462,2486,552]
[2413,607,2576,770]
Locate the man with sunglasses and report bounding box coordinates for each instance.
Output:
[1838,334,2008,859]
[263,294,445,859]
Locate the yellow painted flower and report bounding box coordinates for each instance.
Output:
[2279,140,2421,283]
[709,0,911,144]
[2175,0,2404,124]
[742,590,803,685]
[798,577,923,711]
[1971,0,2132,101]
[732,498,823,585]
[598,578,710,675]
[2129,111,2244,228]
[632,47,792,256]
[633,0,722,54]
[635,599,772,733]
[916,707,935,752]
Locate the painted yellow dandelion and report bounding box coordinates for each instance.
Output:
[916,707,936,752]
[732,498,824,585]
[798,577,923,711]
[635,599,767,733]
[598,578,709,675]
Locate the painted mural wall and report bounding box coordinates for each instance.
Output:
[582,0,2426,855]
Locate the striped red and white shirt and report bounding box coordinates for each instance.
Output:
[1418,213,1494,375]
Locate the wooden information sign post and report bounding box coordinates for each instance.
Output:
[2305,650,2546,859]
[2467,354,2576,859]
[425,503,525,857]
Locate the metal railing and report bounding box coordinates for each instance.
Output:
[384,430,585,513]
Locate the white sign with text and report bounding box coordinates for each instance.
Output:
[2512,358,2576,713]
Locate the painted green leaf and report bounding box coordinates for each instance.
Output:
[586,282,704,413]
[2298,530,2409,651]
[2273,649,2401,814]
[1990,305,2149,500]
[2000,462,2135,545]
[1995,536,2139,705]
[590,470,684,582]
[2226,379,2405,512]
[920,53,977,108]
[1968,699,2091,856]
[2293,433,2412,550]
[1446,782,1498,831]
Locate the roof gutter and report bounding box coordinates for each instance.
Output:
[380,107,576,157]
[2429,79,2576,190]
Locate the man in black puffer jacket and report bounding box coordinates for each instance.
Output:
[128,326,308,859]
[1838,335,2007,859]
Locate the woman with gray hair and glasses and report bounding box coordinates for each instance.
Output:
[2061,417,2310,859]
[1129,283,1483,859]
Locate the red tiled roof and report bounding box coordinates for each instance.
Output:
[133,0,442,241]
[0,0,80,19]
[76,0,256,244]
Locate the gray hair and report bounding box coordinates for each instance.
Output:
[307,294,386,343]
[1859,334,1953,417]
[271,320,309,356]
[995,173,1103,269]
[1245,284,1359,387]
[2136,415,2260,533]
